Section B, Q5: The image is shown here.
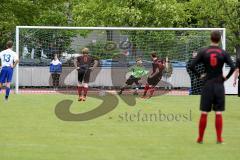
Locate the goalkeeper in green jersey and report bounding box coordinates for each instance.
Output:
[119,58,148,95]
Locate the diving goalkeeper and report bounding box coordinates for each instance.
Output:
[118,58,148,95]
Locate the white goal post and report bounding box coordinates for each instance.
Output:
[15,26,228,94]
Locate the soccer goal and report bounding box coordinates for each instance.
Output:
[15,26,228,95]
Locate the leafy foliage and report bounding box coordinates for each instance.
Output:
[185,0,240,55]
[0,0,239,57]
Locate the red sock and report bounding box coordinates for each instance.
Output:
[215,114,223,142]
[197,113,207,142]
[143,85,149,96]
[83,87,88,97]
[77,86,83,97]
[149,87,155,96]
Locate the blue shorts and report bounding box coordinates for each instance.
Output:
[0,67,13,83]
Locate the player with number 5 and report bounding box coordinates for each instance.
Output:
[0,41,19,101]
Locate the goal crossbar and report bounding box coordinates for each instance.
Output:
[16,26,225,31]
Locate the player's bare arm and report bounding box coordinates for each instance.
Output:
[90,59,98,70]
[11,59,19,68]
[233,68,239,87]
[74,57,79,69]
[165,57,169,69]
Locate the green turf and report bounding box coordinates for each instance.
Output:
[0,94,240,160]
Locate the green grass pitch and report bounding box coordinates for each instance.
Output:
[0,94,240,160]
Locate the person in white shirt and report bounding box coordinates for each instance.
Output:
[50,54,62,90]
[0,41,19,100]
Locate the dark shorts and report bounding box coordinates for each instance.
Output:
[200,81,225,112]
[51,73,60,86]
[126,75,140,85]
[147,74,162,86]
[78,69,91,83]
[0,67,13,83]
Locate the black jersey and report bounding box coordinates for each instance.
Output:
[151,58,165,77]
[147,58,165,86]
[237,58,240,68]
[190,46,235,82]
[77,55,94,70]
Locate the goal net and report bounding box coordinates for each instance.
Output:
[15,26,226,95]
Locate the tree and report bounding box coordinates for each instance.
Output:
[72,0,189,60]
[73,0,186,27]
[184,0,240,56]
[0,0,69,50]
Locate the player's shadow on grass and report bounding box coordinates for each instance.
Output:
[55,93,118,121]
[118,95,137,106]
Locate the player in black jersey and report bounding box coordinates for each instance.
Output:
[190,31,235,144]
[74,48,98,101]
[142,52,166,99]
